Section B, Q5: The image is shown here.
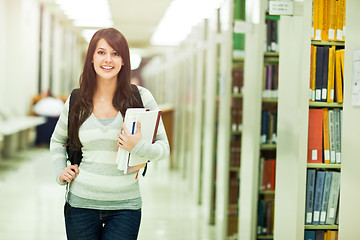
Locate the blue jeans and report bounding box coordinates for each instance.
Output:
[64,202,141,240]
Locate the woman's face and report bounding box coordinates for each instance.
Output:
[92,38,123,82]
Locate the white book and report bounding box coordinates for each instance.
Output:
[116,108,161,174]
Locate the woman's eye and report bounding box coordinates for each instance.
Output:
[112,52,119,56]
[98,51,105,55]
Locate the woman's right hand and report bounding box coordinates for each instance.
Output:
[59,165,79,183]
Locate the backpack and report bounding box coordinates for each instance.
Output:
[66,84,147,176]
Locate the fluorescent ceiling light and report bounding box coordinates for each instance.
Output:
[55,0,113,28]
[151,0,224,46]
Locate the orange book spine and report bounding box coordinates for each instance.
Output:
[308,109,323,163]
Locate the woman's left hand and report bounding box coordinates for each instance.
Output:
[118,121,142,152]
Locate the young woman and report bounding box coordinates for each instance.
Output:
[50,28,170,240]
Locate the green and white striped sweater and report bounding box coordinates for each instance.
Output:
[50,86,170,210]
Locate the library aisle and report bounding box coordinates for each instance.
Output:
[0,148,217,240]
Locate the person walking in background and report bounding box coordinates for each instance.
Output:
[50,28,170,240]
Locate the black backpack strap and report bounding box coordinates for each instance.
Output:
[130,84,148,177]
[66,88,82,165]
[131,84,144,108]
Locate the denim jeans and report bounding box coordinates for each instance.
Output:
[64,202,141,240]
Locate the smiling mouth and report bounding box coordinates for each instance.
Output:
[101,66,114,70]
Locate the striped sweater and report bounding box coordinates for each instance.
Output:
[50,86,170,210]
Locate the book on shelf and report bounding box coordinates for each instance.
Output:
[116,108,161,174]
[304,230,316,240]
[305,170,340,226]
[325,171,340,225]
[230,135,241,167]
[312,0,346,41]
[261,158,276,191]
[262,63,279,99]
[320,171,332,224]
[321,46,329,102]
[231,98,243,132]
[333,109,341,163]
[265,17,279,52]
[312,171,326,225]
[328,109,336,163]
[261,109,277,144]
[309,46,344,103]
[232,66,244,94]
[327,46,336,103]
[304,230,338,240]
[305,169,316,224]
[322,108,330,163]
[229,171,240,204]
[315,46,324,101]
[310,45,316,101]
[335,50,343,103]
[257,199,274,236]
[308,109,323,163]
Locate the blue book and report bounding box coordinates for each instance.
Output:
[261,110,268,144]
[315,230,324,240]
[312,171,325,225]
[305,169,316,224]
[320,171,332,224]
[304,230,316,240]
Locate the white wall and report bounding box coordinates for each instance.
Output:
[0,0,40,116]
[0,0,87,118]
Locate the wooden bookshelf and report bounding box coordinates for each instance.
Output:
[304,225,339,230]
[308,102,343,108]
[307,164,341,169]
[311,40,345,46]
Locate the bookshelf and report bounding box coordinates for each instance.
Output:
[238,0,267,238]
[337,0,360,238]
[214,0,246,239]
[271,0,354,239]
[201,7,222,226]
[256,8,280,240]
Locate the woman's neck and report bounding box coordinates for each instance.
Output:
[94,79,117,100]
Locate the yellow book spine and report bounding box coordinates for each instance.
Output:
[310,45,314,101]
[321,0,329,41]
[342,0,346,41]
[327,46,335,102]
[340,49,345,81]
[312,46,317,101]
[336,0,344,41]
[314,0,322,40]
[323,108,330,163]
[328,0,337,40]
[335,50,343,103]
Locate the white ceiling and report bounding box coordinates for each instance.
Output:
[108,0,173,52]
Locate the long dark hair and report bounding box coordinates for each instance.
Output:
[68,28,142,149]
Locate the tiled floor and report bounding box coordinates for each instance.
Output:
[0,147,217,240]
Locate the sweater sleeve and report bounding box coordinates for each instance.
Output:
[49,96,70,185]
[130,86,170,162]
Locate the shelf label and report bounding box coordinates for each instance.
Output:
[269,1,294,16]
[233,20,252,34]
